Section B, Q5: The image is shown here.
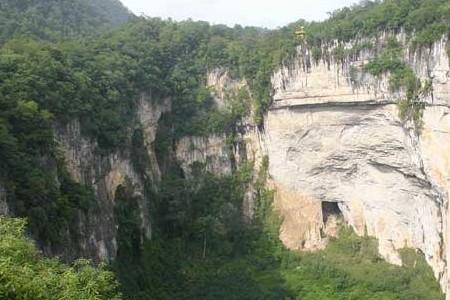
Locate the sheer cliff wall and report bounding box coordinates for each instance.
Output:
[267,33,450,296]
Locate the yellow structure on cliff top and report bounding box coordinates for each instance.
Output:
[295,26,306,43]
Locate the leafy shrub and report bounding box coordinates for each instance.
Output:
[0,217,122,300]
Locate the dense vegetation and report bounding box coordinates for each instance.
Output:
[114,160,443,299]
[0,0,449,299]
[0,0,130,42]
[0,217,121,299]
[281,228,443,299]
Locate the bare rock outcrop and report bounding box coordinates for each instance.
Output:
[54,93,169,261]
[268,34,450,295]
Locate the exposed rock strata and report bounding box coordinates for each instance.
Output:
[207,69,248,109]
[23,32,449,297]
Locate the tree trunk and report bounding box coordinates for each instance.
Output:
[202,232,207,259]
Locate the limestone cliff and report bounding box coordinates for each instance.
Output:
[53,93,169,261]
[136,96,171,184]
[175,135,233,178]
[174,69,265,221]
[268,33,450,295]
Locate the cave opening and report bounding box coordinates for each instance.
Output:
[322,201,342,224]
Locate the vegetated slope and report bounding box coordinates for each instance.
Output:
[0,0,131,42]
[0,0,449,299]
[0,17,296,249]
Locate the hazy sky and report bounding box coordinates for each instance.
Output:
[121,0,361,28]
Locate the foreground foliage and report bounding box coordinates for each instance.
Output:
[0,217,121,300]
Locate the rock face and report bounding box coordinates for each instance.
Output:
[420,106,450,297]
[175,69,265,221]
[266,102,444,264]
[54,94,169,262]
[207,69,248,109]
[136,95,171,184]
[174,70,238,179]
[175,135,233,178]
[268,34,450,295]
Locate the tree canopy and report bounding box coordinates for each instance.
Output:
[0,0,131,42]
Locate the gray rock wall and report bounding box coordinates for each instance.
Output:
[268,33,450,296]
[53,93,169,262]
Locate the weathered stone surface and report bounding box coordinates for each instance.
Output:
[408,37,450,105]
[175,70,244,179]
[175,135,233,178]
[237,127,267,221]
[136,95,171,184]
[207,68,247,109]
[54,94,168,261]
[46,34,450,297]
[56,119,145,261]
[266,103,443,268]
[419,106,450,295]
[176,70,266,221]
[268,34,450,296]
[272,34,450,108]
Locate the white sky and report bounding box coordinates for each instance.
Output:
[121,0,361,28]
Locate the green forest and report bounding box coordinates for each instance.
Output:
[0,0,449,299]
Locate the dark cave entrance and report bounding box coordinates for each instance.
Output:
[322,201,342,224]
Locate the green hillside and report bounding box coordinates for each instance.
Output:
[0,0,131,42]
